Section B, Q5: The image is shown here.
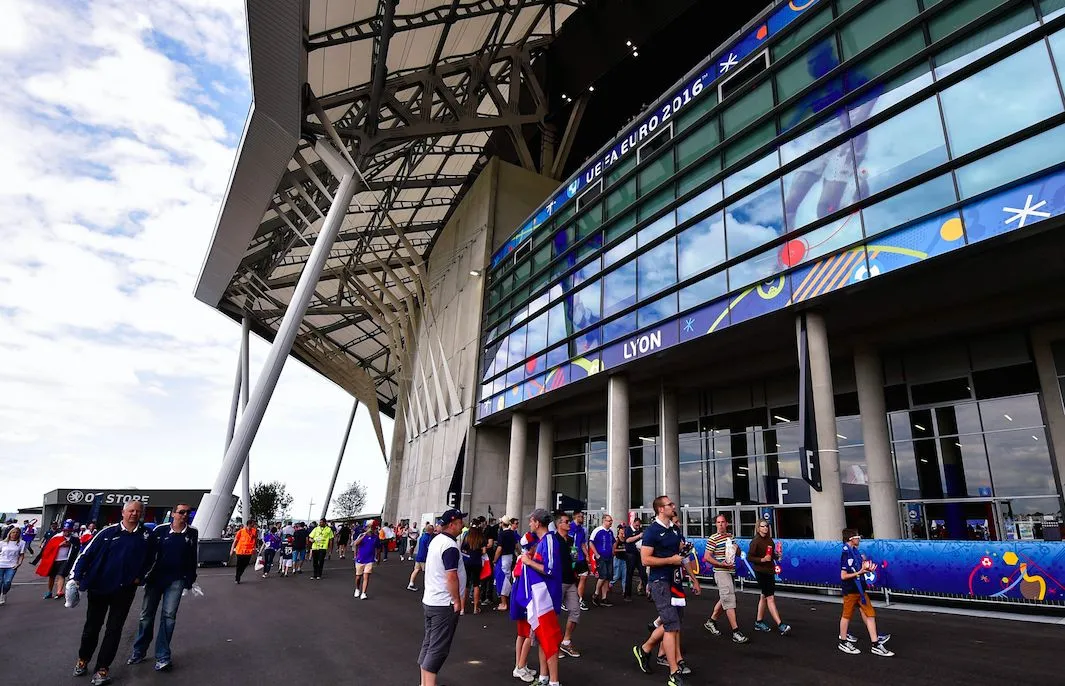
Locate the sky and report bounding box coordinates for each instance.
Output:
[0,0,392,521]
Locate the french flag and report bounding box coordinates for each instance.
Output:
[522,533,564,659]
[494,557,511,595]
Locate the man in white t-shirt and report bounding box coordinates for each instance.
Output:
[418,509,467,686]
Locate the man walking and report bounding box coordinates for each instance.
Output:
[703,513,749,644]
[291,522,309,574]
[22,520,37,555]
[569,512,590,611]
[69,500,154,685]
[336,523,352,560]
[309,518,334,580]
[622,516,648,600]
[556,512,583,659]
[418,509,466,686]
[519,508,564,686]
[128,503,198,672]
[353,521,378,599]
[632,496,698,686]
[589,515,615,607]
[229,519,258,584]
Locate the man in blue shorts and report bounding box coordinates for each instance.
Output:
[589,515,614,607]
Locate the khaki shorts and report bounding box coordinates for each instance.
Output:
[842,593,875,619]
[714,570,736,610]
[355,562,374,575]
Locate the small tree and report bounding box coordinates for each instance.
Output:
[333,481,368,518]
[240,481,293,523]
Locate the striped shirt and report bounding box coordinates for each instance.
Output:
[706,532,730,565]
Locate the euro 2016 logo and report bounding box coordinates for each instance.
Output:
[67,491,84,504]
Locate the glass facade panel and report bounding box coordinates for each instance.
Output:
[639,212,676,247]
[677,119,719,170]
[605,235,635,268]
[603,311,638,344]
[772,6,832,60]
[724,151,780,197]
[780,109,850,165]
[934,6,1039,78]
[603,261,637,317]
[724,122,776,166]
[526,311,549,356]
[639,152,676,195]
[679,271,728,311]
[725,181,786,258]
[677,185,723,224]
[566,280,601,337]
[782,141,857,231]
[605,178,636,219]
[861,174,957,237]
[955,124,1065,199]
[638,293,678,328]
[859,98,948,198]
[939,41,1063,157]
[637,238,678,299]
[679,157,721,197]
[985,428,1057,496]
[677,212,726,280]
[722,81,773,139]
[839,0,920,61]
[776,39,840,103]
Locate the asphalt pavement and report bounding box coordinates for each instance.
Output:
[1,556,1060,685]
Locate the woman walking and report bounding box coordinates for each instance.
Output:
[230,519,258,584]
[750,520,792,635]
[0,526,26,605]
[460,525,487,614]
[35,520,79,599]
[261,526,281,578]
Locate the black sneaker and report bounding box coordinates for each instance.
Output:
[632,645,652,674]
[656,655,670,668]
[154,660,173,672]
[592,598,601,608]
[703,618,722,636]
[73,660,88,677]
[732,630,750,644]
[646,620,658,634]
[667,671,689,686]
[561,602,568,612]
[599,598,614,607]
[677,659,692,675]
[579,599,589,611]
[126,653,146,665]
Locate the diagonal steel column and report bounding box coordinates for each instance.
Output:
[240,315,251,523]
[322,399,359,520]
[194,158,359,539]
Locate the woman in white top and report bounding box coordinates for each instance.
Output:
[0,526,26,605]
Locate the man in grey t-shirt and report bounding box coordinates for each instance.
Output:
[418,509,467,686]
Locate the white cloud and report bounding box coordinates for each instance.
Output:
[0,0,391,520]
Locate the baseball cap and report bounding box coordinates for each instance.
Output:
[528,508,551,526]
[437,509,467,526]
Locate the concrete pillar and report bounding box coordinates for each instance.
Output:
[659,386,680,501]
[803,312,847,540]
[505,412,528,519]
[535,419,555,510]
[608,375,630,522]
[854,345,902,539]
[1029,324,1065,502]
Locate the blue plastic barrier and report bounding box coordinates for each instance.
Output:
[689,538,1065,604]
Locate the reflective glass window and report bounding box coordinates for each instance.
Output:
[546,343,568,369]
[637,238,678,300]
[985,428,1057,496]
[603,261,638,316]
[839,0,919,60]
[547,303,567,346]
[602,312,638,344]
[679,271,728,311]
[638,293,678,328]
[573,325,600,355]
[722,81,773,139]
[606,211,636,245]
[506,326,527,367]
[939,41,1063,157]
[934,6,1039,78]
[677,185,723,224]
[605,235,636,268]
[724,151,780,197]
[677,119,719,170]
[566,280,601,334]
[776,39,840,103]
[525,311,549,355]
[955,124,1065,199]
[848,59,933,123]
[729,245,783,289]
[639,150,676,195]
[679,157,721,197]
[607,155,636,187]
[640,186,675,221]
[1045,0,1065,20]
[780,109,850,164]
[605,177,636,221]
[928,0,1010,44]
[678,211,726,281]
[725,180,786,258]
[782,141,857,231]
[724,122,776,167]
[861,174,957,237]
[979,395,1045,432]
[772,6,832,60]
[1051,28,1065,73]
[677,92,717,133]
[577,203,602,240]
[639,211,676,247]
[937,436,993,498]
[553,226,574,258]
[789,214,864,267]
[858,98,948,198]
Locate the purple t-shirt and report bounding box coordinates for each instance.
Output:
[355,532,377,564]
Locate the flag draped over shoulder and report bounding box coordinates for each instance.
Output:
[521,533,564,660]
[35,535,66,578]
[480,553,493,581]
[494,557,511,595]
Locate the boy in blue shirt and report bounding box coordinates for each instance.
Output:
[837,529,893,657]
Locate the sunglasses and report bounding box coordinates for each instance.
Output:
[175,510,190,515]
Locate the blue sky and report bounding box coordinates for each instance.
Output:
[0,0,392,519]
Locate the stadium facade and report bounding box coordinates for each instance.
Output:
[397,0,1065,545]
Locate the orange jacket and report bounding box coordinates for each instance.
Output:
[234,527,258,556]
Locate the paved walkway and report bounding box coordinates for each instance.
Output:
[1,558,1060,685]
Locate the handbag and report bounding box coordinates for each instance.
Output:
[254,555,265,571]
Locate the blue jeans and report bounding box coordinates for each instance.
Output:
[132,580,184,662]
[0,567,16,594]
[613,557,627,588]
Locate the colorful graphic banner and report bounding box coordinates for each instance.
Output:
[689,538,1065,604]
[490,0,823,268]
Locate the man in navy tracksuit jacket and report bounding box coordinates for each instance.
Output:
[129,502,198,671]
[70,501,155,686]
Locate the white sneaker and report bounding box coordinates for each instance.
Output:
[360,593,368,600]
[512,666,535,682]
[0,594,6,606]
[353,589,361,598]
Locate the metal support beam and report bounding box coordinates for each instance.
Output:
[193,155,360,540]
[240,316,251,524]
[550,93,589,180]
[322,399,360,520]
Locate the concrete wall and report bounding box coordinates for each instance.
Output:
[387,159,558,524]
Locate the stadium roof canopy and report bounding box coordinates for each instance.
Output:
[196,0,757,418]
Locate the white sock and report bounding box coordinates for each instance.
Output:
[562,640,571,645]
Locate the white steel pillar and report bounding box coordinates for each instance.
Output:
[240,315,251,524]
[803,312,847,540]
[194,160,359,539]
[535,418,554,510]
[607,375,630,523]
[322,399,359,520]
[505,412,528,519]
[659,386,680,502]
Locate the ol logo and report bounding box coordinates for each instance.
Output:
[67,490,84,504]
